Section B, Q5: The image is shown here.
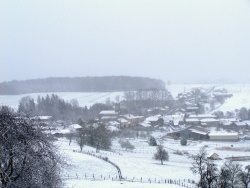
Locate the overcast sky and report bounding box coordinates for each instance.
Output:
[1,0,250,84]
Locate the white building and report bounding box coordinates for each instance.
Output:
[209,132,239,141]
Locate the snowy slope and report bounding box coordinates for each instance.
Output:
[0,92,124,109]
[57,138,196,188]
[167,84,250,111]
[1,84,250,111]
[215,84,250,112]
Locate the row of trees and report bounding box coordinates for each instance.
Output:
[18,94,114,122]
[18,95,84,121]
[76,125,112,152]
[213,107,250,120]
[123,89,173,115]
[191,147,250,188]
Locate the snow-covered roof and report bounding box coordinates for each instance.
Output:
[146,116,160,122]
[139,122,151,127]
[190,129,208,135]
[101,116,117,120]
[189,114,216,119]
[123,114,144,120]
[208,153,219,158]
[117,118,129,124]
[189,126,209,135]
[200,118,219,123]
[69,124,82,129]
[234,122,246,126]
[221,122,232,126]
[209,132,238,136]
[185,118,200,122]
[32,116,52,120]
[55,129,71,134]
[106,126,119,132]
[99,111,118,115]
[226,118,237,122]
[108,121,120,126]
[123,114,135,119]
[187,107,199,110]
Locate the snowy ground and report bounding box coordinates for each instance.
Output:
[2,84,250,111]
[0,92,124,109]
[57,136,196,188]
[56,130,250,188]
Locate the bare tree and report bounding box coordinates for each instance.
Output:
[65,132,75,145]
[0,107,62,188]
[237,165,250,188]
[218,166,231,188]
[18,96,36,116]
[190,147,208,188]
[77,132,85,152]
[154,145,169,165]
[204,160,218,188]
[223,161,242,188]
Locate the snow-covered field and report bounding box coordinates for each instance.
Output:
[56,131,250,188]
[1,84,250,111]
[57,136,195,188]
[0,92,124,109]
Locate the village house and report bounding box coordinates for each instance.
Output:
[186,106,199,114]
[232,121,247,129]
[200,118,219,126]
[145,115,164,126]
[163,114,184,126]
[117,118,130,128]
[123,114,144,125]
[99,110,119,122]
[208,153,220,160]
[169,126,209,140]
[31,116,53,126]
[147,107,169,116]
[185,118,200,126]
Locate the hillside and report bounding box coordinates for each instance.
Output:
[0,76,165,95]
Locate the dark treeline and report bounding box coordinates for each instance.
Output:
[122,89,174,115]
[18,94,113,122]
[18,95,84,121]
[0,76,166,95]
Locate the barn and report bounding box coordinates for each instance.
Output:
[169,126,209,140]
[209,132,239,141]
[208,153,220,160]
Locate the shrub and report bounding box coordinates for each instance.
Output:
[149,136,157,146]
[119,139,135,150]
[180,137,187,146]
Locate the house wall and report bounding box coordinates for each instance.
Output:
[209,135,239,141]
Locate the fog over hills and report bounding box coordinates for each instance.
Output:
[0,76,165,95]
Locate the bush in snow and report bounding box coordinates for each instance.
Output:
[119,140,135,150]
[180,137,187,146]
[148,136,157,146]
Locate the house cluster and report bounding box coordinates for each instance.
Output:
[98,110,144,129]
[166,113,250,142]
[169,125,240,142]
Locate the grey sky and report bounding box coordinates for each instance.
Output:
[1,0,250,83]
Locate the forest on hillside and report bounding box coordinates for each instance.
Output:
[0,76,165,95]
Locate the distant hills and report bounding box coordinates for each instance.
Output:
[0,76,166,95]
